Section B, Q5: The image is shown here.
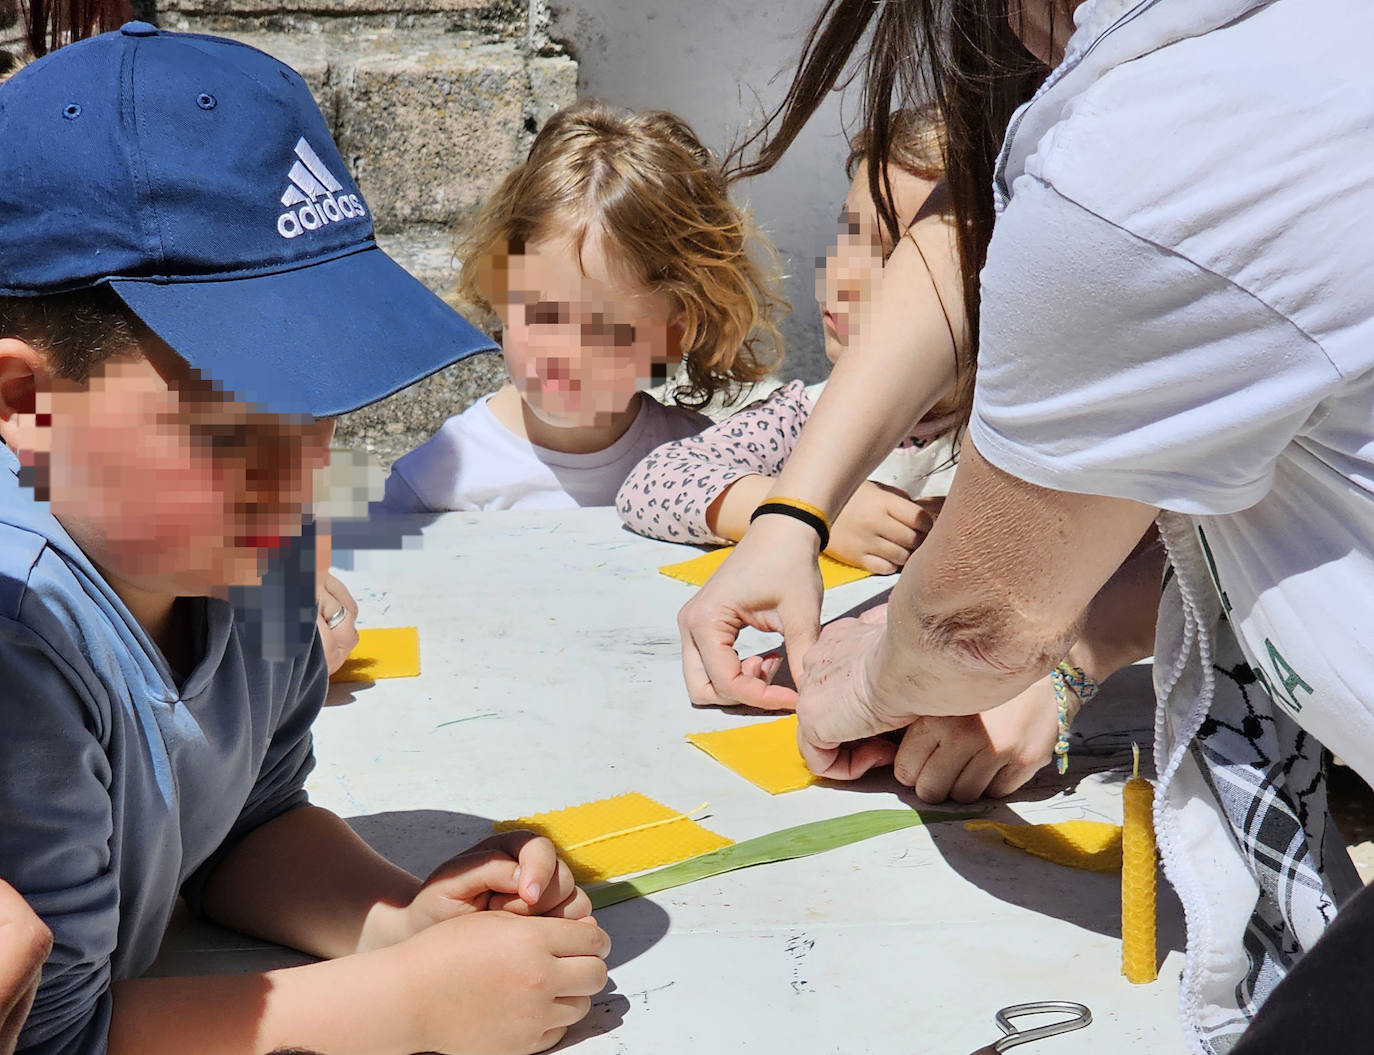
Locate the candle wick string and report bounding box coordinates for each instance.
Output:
[564,802,711,851]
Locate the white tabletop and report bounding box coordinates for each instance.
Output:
[153,507,1186,1054]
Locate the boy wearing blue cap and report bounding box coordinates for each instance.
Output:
[0,24,609,1055]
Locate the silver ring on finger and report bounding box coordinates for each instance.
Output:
[325,605,348,629]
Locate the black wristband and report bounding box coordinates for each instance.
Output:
[749,501,830,552]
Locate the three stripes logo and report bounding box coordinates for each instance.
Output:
[276,138,367,240]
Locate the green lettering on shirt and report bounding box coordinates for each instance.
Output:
[1265,638,1312,713]
[1194,531,1310,717]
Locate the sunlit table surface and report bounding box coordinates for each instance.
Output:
[153,507,1186,1054]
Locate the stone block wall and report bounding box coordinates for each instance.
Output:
[165,0,578,465]
[0,0,21,71]
[3,0,577,467]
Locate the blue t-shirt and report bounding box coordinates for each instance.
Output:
[0,448,326,1054]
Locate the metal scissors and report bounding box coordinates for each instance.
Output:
[990,1001,1093,1051]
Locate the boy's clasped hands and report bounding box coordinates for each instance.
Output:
[358,832,609,1055]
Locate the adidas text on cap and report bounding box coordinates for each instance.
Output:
[277,138,369,240]
[0,23,496,417]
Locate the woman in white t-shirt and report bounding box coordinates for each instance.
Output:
[678,1,1374,1050]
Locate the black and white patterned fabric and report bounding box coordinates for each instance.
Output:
[1153,513,1361,1054]
[1191,660,1352,1044]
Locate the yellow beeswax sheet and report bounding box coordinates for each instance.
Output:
[493,793,733,884]
[687,715,818,795]
[659,546,870,589]
[330,626,421,684]
[965,819,1123,873]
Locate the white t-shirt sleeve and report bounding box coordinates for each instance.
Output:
[969,177,1344,516]
[380,462,431,513]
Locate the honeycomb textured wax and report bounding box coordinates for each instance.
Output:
[659,546,870,589]
[493,793,733,884]
[330,626,421,683]
[687,715,819,795]
[965,819,1123,873]
[1122,745,1158,984]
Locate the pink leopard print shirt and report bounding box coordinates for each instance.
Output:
[616,380,956,544]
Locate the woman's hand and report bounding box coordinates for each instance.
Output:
[678,514,825,709]
[826,482,937,574]
[0,880,50,1055]
[796,605,1064,799]
[794,605,905,779]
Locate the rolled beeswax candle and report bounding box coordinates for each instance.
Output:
[1121,743,1158,983]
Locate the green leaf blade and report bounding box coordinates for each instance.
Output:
[588,807,980,909]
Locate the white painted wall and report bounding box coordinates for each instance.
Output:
[547,0,852,382]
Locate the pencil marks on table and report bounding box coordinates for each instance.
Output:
[785,931,815,994]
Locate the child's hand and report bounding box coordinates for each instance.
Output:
[889,676,1062,803]
[826,482,937,574]
[315,571,359,674]
[390,911,610,1055]
[363,831,589,953]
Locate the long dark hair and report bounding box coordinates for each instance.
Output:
[20,0,131,59]
[726,0,1049,417]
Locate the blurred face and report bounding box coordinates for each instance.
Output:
[817,158,938,364]
[4,340,332,596]
[494,228,680,429]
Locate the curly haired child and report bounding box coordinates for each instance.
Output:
[381,99,785,512]
[616,107,959,573]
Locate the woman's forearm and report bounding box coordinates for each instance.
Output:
[1067,529,1164,685]
[868,444,1160,719]
[769,214,964,517]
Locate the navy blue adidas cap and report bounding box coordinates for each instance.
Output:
[0,23,495,416]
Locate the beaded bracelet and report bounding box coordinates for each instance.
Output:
[1050,661,1100,775]
[749,497,832,552]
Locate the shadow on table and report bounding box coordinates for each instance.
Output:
[552,895,678,1050]
[324,678,378,708]
[715,598,1183,972]
[920,799,1187,972]
[914,663,1187,972]
[788,663,1184,972]
[346,808,501,874]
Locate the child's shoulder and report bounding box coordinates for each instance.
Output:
[391,396,506,474]
[637,393,713,443]
[0,518,49,622]
[0,469,109,640]
[0,513,130,718]
[723,378,815,430]
[384,394,547,512]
